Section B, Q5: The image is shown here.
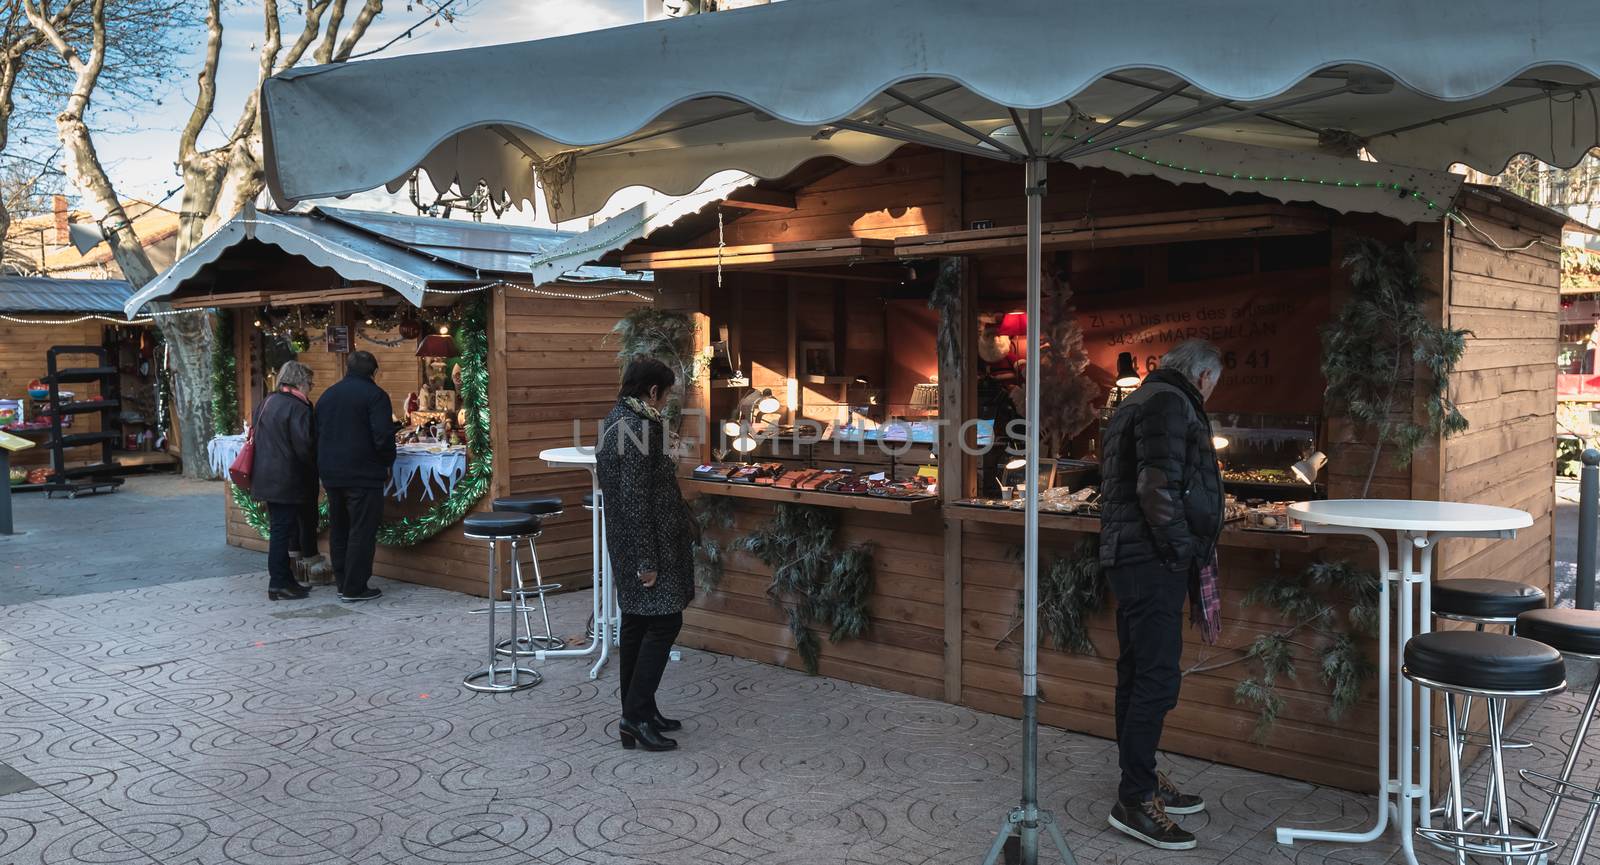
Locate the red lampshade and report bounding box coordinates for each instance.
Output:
[996,311,1028,336]
[415,334,456,357]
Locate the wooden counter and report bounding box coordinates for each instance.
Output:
[683,478,940,515]
[947,503,1326,552]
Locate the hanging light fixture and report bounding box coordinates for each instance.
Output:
[1115,352,1142,388]
[415,333,456,357]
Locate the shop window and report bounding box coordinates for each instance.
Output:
[1167,238,1255,282]
[1259,233,1331,272]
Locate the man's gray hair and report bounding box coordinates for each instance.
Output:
[1160,339,1223,385]
[276,360,315,392]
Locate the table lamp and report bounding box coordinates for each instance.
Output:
[997,311,1028,354]
[1115,352,1142,388]
[1291,451,1328,484]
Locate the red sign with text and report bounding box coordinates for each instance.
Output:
[1076,271,1329,414]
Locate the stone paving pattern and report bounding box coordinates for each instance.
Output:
[3,574,1596,865]
[1,477,1596,864]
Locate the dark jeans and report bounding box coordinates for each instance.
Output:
[327,486,383,595]
[1109,562,1189,805]
[619,611,683,723]
[266,500,320,589]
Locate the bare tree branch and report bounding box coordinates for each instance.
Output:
[179,0,222,161]
[332,0,381,62]
[280,0,334,72]
[313,0,350,64]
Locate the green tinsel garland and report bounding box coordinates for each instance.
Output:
[211,313,239,438]
[214,299,492,548]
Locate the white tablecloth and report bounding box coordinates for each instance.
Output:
[207,435,467,501]
[390,445,467,501]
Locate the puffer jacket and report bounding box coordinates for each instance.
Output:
[1098,368,1224,572]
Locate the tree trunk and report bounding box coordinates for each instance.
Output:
[58,109,218,477]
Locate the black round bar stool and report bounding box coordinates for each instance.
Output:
[1516,608,1600,865]
[462,512,542,693]
[491,496,566,656]
[1404,629,1566,863]
[1429,578,1549,830]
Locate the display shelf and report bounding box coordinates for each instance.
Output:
[42,366,118,384]
[56,398,120,413]
[55,431,121,448]
[947,503,1324,551]
[684,478,939,515]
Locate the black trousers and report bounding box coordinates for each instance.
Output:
[619,611,683,723]
[327,486,383,595]
[266,499,320,589]
[1109,562,1188,805]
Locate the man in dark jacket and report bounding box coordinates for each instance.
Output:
[1096,338,1225,851]
[315,351,397,602]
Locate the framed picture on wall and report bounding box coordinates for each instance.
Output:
[800,341,835,376]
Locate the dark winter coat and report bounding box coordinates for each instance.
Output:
[250,389,317,505]
[1098,368,1224,573]
[595,400,696,617]
[314,375,397,490]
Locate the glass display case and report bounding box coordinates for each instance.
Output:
[1210,412,1324,499]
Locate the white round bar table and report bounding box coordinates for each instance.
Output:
[1274,499,1532,865]
[537,446,622,679]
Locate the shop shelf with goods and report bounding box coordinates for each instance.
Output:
[39,346,123,498]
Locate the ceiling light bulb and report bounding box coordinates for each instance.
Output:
[756,395,780,414]
[732,435,757,453]
[1005,457,1027,470]
[722,420,742,437]
[1212,435,1230,450]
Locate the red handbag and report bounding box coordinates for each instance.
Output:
[229,426,257,490]
[229,393,275,490]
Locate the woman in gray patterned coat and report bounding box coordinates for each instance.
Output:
[596,358,696,752]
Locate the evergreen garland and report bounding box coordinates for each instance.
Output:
[690,495,735,591]
[608,308,701,427]
[1221,558,1379,742]
[741,502,875,673]
[1322,237,1471,496]
[211,313,239,438]
[212,299,492,548]
[995,538,1108,656]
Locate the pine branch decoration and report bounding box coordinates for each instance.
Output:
[742,503,874,674]
[1322,237,1471,496]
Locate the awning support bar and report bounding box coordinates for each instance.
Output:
[1047,79,1190,157]
[1063,84,1356,160]
[884,86,1029,160]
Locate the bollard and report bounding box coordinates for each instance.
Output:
[1579,448,1600,611]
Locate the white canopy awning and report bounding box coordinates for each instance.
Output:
[263,0,1598,225]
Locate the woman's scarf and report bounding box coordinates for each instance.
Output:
[623,396,663,424]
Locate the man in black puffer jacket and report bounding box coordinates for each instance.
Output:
[1097,338,1224,852]
[315,351,397,602]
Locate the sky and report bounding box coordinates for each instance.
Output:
[78,0,643,222]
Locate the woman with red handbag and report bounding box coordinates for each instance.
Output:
[250,361,321,600]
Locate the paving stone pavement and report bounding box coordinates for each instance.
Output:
[1,475,261,604]
[2,567,1597,865]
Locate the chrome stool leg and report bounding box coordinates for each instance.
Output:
[465,534,539,693]
[1525,665,1600,865]
[496,532,565,656]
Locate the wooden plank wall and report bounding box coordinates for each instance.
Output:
[687,503,949,700]
[501,289,647,589]
[2,320,103,468]
[960,523,1378,791]
[1439,193,1561,592]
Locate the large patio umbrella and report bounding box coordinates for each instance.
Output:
[258,2,1600,861]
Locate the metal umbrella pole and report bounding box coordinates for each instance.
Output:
[981,111,1079,865]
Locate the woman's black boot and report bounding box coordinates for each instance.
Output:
[649,710,682,732]
[619,719,677,751]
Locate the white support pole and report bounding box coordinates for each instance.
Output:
[1020,107,1047,865]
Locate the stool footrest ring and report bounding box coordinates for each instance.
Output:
[503,583,563,596]
[463,666,541,693]
[1413,827,1557,859]
[1520,768,1600,807]
[496,635,567,655]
